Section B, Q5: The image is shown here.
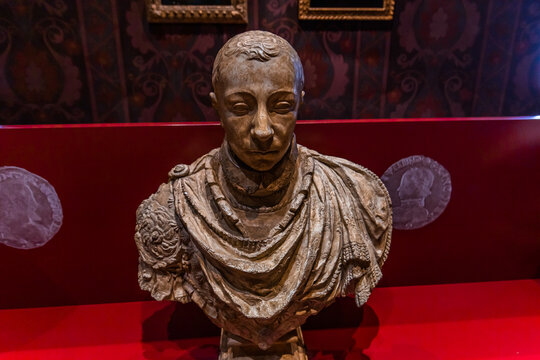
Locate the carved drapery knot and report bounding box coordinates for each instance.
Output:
[168,164,190,181]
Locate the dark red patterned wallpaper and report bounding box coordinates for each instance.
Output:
[0,0,539,124]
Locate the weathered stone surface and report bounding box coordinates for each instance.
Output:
[135,31,392,359]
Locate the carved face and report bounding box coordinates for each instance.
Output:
[211,55,304,172]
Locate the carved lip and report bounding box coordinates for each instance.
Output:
[248,150,279,155]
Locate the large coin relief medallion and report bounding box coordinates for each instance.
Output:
[0,166,63,249]
[382,155,452,230]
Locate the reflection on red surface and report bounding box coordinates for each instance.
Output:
[0,280,538,359]
[0,118,539,309]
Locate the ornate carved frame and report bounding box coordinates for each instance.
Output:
[145,0,248,24]
[298,0,395,21]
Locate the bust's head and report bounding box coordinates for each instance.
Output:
[210,31,304,172]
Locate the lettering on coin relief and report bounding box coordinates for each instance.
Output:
[0,166,63,249]
[382,155,451,230]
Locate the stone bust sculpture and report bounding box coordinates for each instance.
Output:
[135,30,392,359]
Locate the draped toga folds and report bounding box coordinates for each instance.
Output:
[135,143,392,348]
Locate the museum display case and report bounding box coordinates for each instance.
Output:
[0,117,538,359]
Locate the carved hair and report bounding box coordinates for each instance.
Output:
[212,30,304,90]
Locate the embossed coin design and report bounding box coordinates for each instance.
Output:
[0,166,63,249]
[382,156,452,230]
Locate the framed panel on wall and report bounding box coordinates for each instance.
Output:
[146,0,248,23]
[299,0,395,21]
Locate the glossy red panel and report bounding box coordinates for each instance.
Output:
[0,118,539,308]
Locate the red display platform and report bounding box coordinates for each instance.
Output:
[0,280,538,359]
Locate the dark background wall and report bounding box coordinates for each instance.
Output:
[0,0,539,125]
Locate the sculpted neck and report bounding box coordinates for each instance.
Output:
[218,138,298,208]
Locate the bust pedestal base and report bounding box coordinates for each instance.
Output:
[219,327,308,360]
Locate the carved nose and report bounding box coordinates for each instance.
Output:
[251,110,274,144]
[252,127,273,141]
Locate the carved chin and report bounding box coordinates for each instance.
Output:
[234,152,281,172]
[246,157,281,171]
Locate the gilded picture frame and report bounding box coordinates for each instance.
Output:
[298,0,395,21]
[145,0,248,24]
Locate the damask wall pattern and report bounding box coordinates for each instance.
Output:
[0,1,90,124]
[0,0,538,124]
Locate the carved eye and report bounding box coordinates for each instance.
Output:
[273,101,293,114]
[231,102,250,115]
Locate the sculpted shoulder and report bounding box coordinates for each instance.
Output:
[303,146,391,215]
[302,145,392,265]
[167,149,219,183]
